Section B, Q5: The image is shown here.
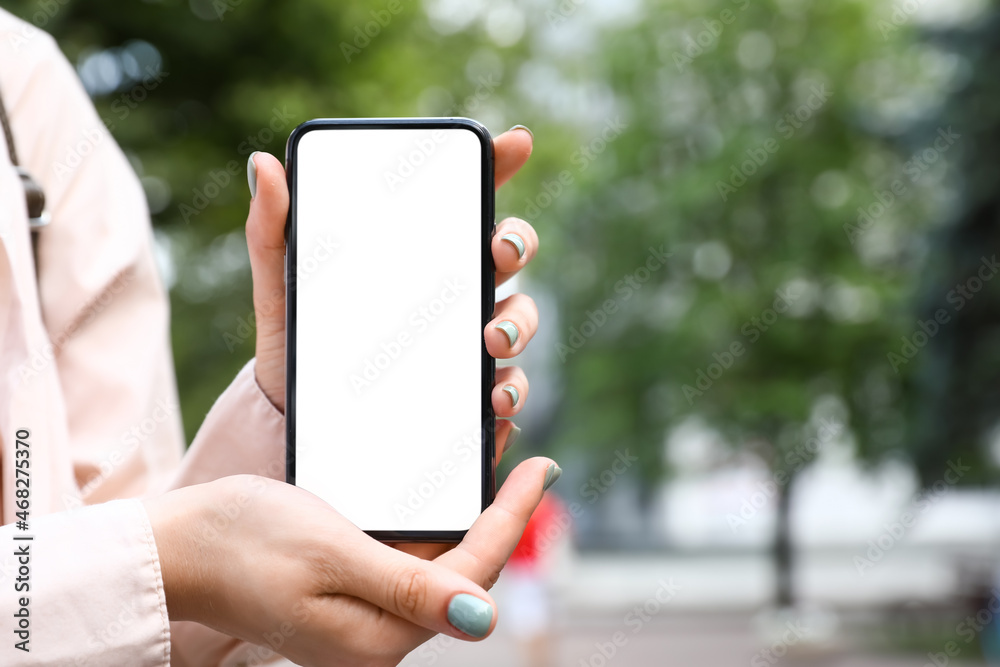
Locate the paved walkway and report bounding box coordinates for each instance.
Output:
[396,612,983,667]
[268,549,995,666]
[268,610,985,667]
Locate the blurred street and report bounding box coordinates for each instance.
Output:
[396,548,996,667]
[398,612,974,667]
[264,545,1000,667]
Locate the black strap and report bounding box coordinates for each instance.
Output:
[0,85,48,276]
[0,86,17,164]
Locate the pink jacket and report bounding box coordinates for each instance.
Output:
[1,9,287,665]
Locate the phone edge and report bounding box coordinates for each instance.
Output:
[284,118,496,544]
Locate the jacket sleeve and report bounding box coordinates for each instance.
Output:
[2,9,287,666]
[165,359,286,491]
[2,7,185,506]
[0,499,171,667]
[5,7,287,504]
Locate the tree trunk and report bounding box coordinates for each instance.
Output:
[774,474,794,609]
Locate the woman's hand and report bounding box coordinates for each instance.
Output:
[246,127,539,453]
[211,125,556,665]
[144,456,559,667]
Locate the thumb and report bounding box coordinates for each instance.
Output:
[337,536,499,640]
[436,457,559,590]
[245,151,289,411]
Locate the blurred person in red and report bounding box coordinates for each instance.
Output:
[502,491,570,667]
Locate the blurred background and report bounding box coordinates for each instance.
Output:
[11,0,1000,664]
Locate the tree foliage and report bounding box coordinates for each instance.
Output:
[9,0,987,499]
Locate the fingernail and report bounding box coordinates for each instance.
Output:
[247,151,259,198]
[503,423,521,453]
[448,593,493,638]
[502,385,519,408]
[500,233,526,260]
[542,463,562,491]
[494,321,519,347]
[508,124,533,139]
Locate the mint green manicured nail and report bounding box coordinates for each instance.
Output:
[507,124,533,139]
[247,152,259,198]
[500,233,526,259]
[494,320,519,347]
[447,594,493,638]
[542,463,562,491]
[502,385,519,408]
[504,423,521,453]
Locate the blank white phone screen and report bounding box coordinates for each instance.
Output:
[293,126,485,533]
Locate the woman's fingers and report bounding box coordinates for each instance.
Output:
[494,127,533,189]
[334,533,499,640]
[495,419,520,465]
[241,127,534,409]
[493,217,538,287]
[435,457,560,591]
[486,293,538,359]
[493,366,527,418]
[245,151,289,411]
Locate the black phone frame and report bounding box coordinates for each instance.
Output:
[284,117,496,543]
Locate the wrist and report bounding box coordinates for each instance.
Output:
[252,351,286,414]
[143,483,220,624]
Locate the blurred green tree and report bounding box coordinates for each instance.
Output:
[904,15,1000,489]
[508,0,952,606]
[8,0,979,612]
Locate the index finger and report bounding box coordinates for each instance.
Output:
[494,126,533,189]
[434,457,559,591]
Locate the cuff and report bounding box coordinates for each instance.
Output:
[0,500,171,666]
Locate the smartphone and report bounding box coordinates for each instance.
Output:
[285,118,495,542]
